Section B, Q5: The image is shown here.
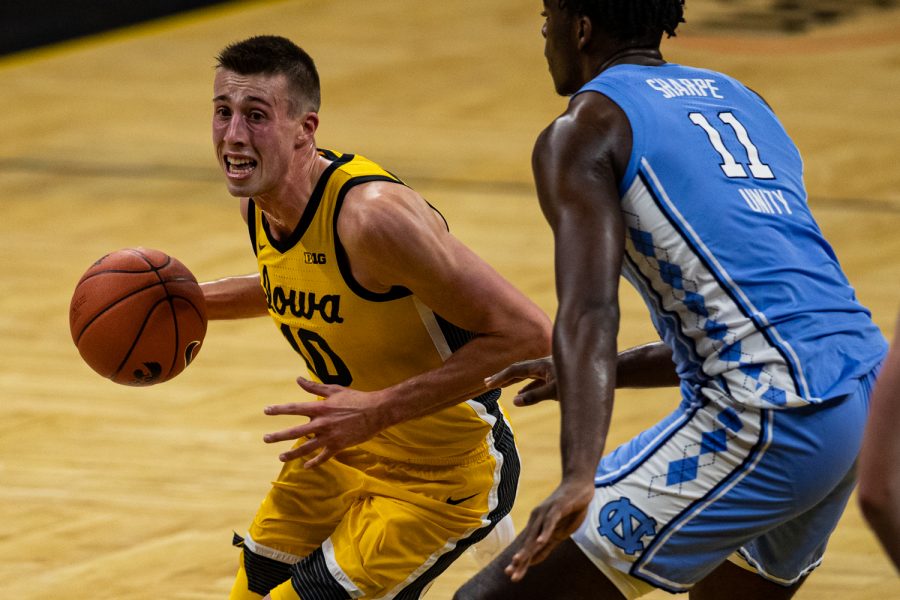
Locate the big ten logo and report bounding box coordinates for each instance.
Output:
[304,252,327,264]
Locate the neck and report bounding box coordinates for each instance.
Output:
[260,202,303,241]
[595,46,663,75]
[255,146,329,241]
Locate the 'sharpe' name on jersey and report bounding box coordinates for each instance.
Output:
[645,77,724,99]
[262,266,344,323]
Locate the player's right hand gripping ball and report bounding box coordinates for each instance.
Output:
[69,247,208,386]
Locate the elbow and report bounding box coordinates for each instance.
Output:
[556,301,620,341]
[517,311,553,360]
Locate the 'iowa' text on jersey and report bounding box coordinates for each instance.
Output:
[262,265,345,323]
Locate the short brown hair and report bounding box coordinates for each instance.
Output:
[216,35,321,113]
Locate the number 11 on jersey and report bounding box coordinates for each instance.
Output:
[690,111,774,180]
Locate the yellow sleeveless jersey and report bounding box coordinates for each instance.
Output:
[248,149,507,464]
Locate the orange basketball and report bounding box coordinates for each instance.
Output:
[69,248,207,386]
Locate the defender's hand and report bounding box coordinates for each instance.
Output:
[504,478,594,582]
[486,356,557,406]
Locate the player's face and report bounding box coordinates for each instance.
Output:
[212,70,308,198]
[541,1,582,96]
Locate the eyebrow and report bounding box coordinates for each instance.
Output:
[212,94,275,107]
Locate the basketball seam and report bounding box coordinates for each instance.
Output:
[111,298,174,382]
[73,281,168,344]
[137,249,180,382]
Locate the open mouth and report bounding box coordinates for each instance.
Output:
[225,156,257,175]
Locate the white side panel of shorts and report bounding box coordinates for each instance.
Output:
[573,388,769,592]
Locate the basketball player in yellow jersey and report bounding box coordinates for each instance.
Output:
[199,36,551,600]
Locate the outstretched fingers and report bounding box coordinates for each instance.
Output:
[504,481,594,582]
[486,358,548,389]
[295,376,344,397]
[263,396,323,463]
[512,380,558,406]
[263,422,333,466]
[262,377,355,467]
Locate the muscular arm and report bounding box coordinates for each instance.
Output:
[339,181,553,427]
[537,93,629,485]
[501,92,638,581]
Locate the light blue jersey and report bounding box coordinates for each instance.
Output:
[576,63,886,409]
[568,64,887,596]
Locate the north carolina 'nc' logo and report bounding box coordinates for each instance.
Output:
[597,497,657,555]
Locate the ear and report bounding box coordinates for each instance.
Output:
[576,15,593,50]
[295,111,319,148]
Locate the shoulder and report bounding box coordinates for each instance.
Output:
[534,91,632,185]
[540,92,628,147]
[337,180,446,252]
[333,179,456,292]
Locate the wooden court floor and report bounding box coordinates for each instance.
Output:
[1,1,897,598]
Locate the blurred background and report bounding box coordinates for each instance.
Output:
[1,1,898,598]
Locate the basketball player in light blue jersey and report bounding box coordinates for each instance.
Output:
[456,1,888,599]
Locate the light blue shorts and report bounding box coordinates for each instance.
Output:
[572,369,876,595]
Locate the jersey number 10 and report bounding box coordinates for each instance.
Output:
[280,324,353,386]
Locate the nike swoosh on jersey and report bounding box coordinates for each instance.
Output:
[446,493,479,506]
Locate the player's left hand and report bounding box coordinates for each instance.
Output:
[504,477,594,582]
[262,377,387,468]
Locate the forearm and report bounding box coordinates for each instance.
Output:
[858,331,900,570]
[376,317,551,427]
[860,501,900,571]
[200,273,269,319]
[859,443,900,570]
[616,341,679,388]
[555,307,618,483]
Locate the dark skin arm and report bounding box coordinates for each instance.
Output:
[500,91,635,582]
[858,313,900,572]
[616,341,680,388]
[487,340,678,406]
